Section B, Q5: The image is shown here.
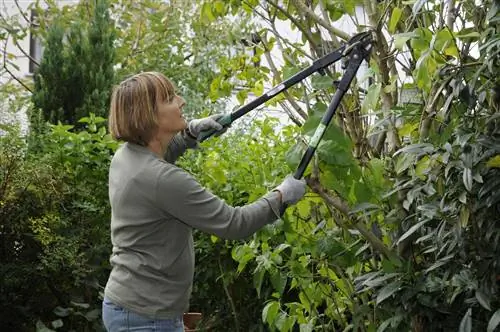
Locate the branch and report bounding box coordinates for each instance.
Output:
[261,32,308,122]
[14,0,30,24]
[2,34,32,93]
[318,0,341,47]
[264,0,320,51]
[419,79,450,141]
[289,0,350,41]
[306,176,400,261]
[13,37,39,68]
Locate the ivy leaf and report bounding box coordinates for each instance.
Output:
[376,280,403,304]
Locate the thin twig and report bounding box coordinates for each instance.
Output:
[2,34,32,93]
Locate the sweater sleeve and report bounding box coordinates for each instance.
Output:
[163,131,198,164]
[155,163,282,240]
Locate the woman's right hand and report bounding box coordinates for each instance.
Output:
[273,175,307,205]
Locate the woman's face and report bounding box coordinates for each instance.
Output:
[156,95,187,139]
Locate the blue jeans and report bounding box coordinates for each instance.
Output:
[102,297,184,332]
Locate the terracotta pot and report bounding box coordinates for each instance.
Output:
[183,312,202,331]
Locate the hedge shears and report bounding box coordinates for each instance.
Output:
[198,31,374,213]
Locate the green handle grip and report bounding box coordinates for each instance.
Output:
[197,114,232,142]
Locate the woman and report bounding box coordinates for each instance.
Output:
[102,71,306,331]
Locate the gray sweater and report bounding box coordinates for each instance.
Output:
[104,134,282,319]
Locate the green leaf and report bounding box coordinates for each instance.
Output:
[270,269,287,296]
[486,155,500,168]
[394,143,435,157]
[254,268,266,298]
[395,153,415,174]
[252,80,264,96]
[434,29,459,58]
[311,75,333,90]
[412,0,427,15]
[389,7,402,33]
[415,155,431,179]
[463,168,473,191]
[285,142,306,169]
[362,83,381,114]
[459,308,472,332]
[275,312,296,331]
[262,301,280,325]
[456,30,481,40]
[236,90,248,104]
[376,280,403,304]
[394,32,415,50]
[398,122,419,137]
[396,220,429,245]
[476,290,492,311]
[213,0,226,15]
[377,315,403,332]
[487,309,500,332]
[201,3,216,23]
[51,320,63,329]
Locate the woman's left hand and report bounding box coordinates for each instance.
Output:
[187,114,228,138]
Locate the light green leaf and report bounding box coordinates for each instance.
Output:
[362,83,381,114]
[415,155,430,179]
[236,90,247,104]
[487,309,500,332]
[457,31,481,39]
[394,32,416,50]
[262,301,280,325]
[252,80,264,96]
[398,122,419,137]
[275,312,296,331]
[389,8,402,33]
[213,0,225,15]
[486,155,500,168]
[460,206,470,228]
[201,3,216,23]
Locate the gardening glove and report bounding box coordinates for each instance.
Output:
[187,114,228,140]
[273,175,307,205]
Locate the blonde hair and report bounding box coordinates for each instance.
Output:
[109,71,176,145]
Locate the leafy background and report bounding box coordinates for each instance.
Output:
[0,0,499,331]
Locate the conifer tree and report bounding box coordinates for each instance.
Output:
[31,0,115,128]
